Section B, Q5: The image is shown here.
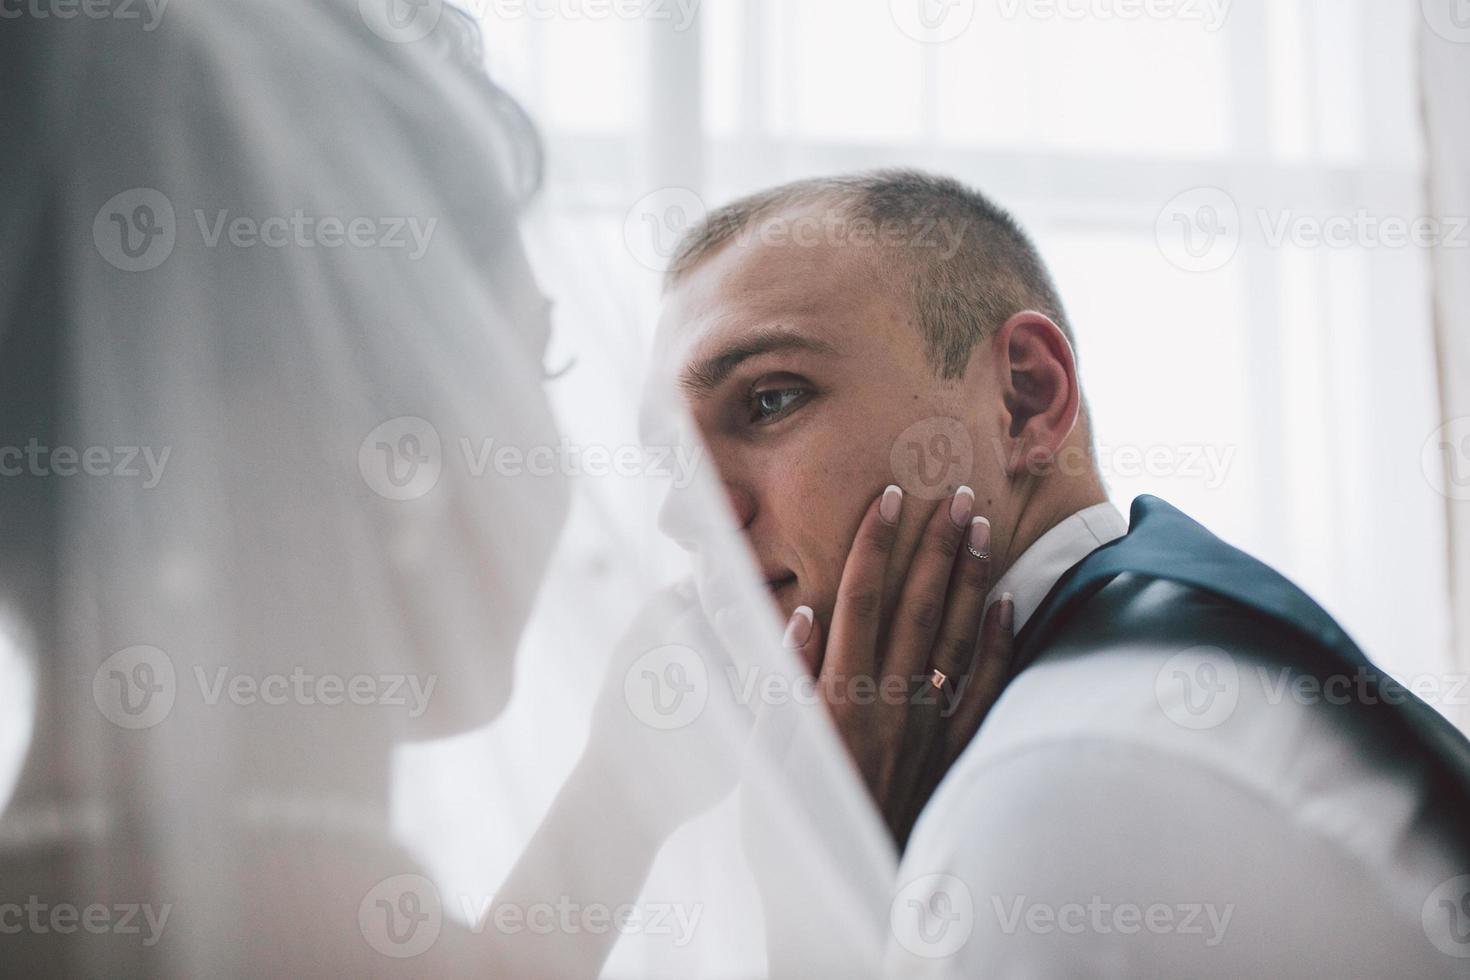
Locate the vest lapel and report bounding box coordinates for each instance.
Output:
[1015,495,1355,669]
[1012,494,1470,796]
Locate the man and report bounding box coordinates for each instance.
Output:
[655,170,1470,976]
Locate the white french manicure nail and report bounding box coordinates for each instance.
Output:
[879,485,903,525]
[783,605,814,648]
[968,515,991,559]
[949,486,975,528]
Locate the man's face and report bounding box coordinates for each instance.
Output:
[655,208,1012,628]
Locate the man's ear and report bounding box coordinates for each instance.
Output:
[992,311,1081,476]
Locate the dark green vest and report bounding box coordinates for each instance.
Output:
[1017,495,1470,827]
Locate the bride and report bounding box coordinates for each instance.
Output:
[0,1,1008,976]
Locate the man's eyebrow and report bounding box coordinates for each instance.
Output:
[678,327,839,398]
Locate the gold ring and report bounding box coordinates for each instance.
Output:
[929,669,947,689]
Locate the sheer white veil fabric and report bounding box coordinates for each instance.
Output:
[0,1,893,975]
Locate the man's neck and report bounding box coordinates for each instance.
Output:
[997,476,1109,583]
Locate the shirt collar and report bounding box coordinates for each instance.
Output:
[989,501,1129,634]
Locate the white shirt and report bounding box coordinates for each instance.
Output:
[888,502,1468,978]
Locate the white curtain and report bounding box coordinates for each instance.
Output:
[1422,6,1470,732]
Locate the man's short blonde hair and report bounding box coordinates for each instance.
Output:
[666,169,1074,379]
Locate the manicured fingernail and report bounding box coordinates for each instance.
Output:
[949,485,975,528]
[967,515,991,559]
[999,592,1015,631]
[783,605,814,648]
[879,485,903,525]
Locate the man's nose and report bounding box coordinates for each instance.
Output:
[658,478,756,550]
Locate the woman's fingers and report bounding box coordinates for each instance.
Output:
[782,604,822,674]
[943,593,1016,766]
[882,486,976,684]
[800,482,1019,848]
[924,514,993,690]
[822,485,903,684]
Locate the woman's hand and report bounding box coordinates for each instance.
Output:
[782,484,1016,850]
[583,579,752,829]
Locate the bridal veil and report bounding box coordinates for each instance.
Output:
[0,1,893,975]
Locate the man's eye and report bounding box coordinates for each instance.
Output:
[750,387,807,424]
